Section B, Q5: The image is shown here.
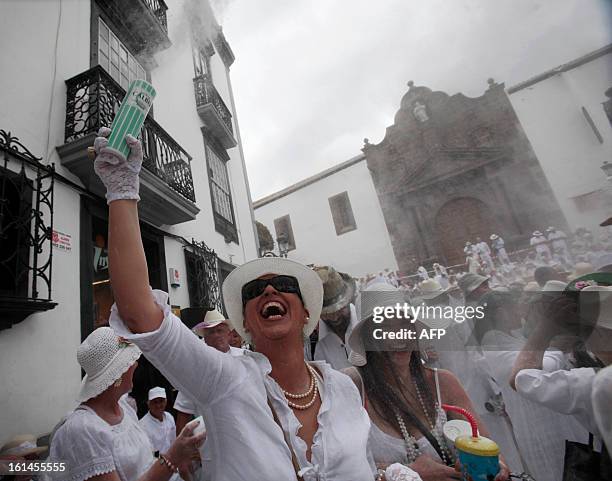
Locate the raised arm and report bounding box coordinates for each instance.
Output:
[108,200,163,332]
[93,129,162,333]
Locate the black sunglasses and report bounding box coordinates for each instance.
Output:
[241,275,303,307]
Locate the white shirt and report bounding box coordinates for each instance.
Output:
[49,398,154,481]
[515,367,599,435]
[313,304,357,370]
[110,290,375,481]
[481,330,589,481]
[174,346,244,416]
[138,411,176,454]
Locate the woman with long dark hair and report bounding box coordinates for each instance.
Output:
[343,282,510,480]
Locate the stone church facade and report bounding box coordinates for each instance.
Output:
[362,80,567,270]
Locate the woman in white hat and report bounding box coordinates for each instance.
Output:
[47,327,204,481]
[342,282,510,480]
[91,132,392,481]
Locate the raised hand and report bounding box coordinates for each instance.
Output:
[93,127,143,203]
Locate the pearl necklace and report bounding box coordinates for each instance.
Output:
[282,363,316,399]
[412,377,451,465]
[283,363,319,410]
[394,410,421,463]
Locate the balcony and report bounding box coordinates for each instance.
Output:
[96,0,170,55]
[57,66,200,226]
[193,75,237,149]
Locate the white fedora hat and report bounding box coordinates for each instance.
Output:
[77,327,141,403]
[347,282,408,367]
[192,309,233,336]
[222,257,323,343]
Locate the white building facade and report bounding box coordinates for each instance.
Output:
[254,155,398,278]
[507,44,612,233]
[0,0,257,442]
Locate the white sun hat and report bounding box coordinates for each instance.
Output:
[347,282,408,367]
[148,386,167,401]
[416,278,448,301]
[76,327,141,403]
[222,257,323,343]
[192,309,233,336]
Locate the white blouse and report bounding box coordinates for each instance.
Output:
[49,398,154,481]
[110,290,375,481]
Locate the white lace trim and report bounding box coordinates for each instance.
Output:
[61,459,115,481]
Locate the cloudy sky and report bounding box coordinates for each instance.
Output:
[217,0,611,200]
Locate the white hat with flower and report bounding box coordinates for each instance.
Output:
[76,327,141,402]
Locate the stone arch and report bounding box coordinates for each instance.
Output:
[434,197,498,266]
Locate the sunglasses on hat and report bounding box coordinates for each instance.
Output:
[241,275,303,307]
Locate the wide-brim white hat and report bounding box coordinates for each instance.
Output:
[416,279,448,300]
[222,257,323,343]
[77,327,141,403]
[347,282,409,367]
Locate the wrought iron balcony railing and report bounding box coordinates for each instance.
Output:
[142,0,168,34]
[193,75,237,149]
[64,66,195,203]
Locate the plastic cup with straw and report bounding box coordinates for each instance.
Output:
[442,404,500,481]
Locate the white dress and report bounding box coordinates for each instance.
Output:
[49,398,155,481]
[110,290,375,481]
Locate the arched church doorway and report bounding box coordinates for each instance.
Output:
[434,197,498,266]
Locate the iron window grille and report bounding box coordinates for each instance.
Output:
[0,129,57,330]
[184,239,224,315]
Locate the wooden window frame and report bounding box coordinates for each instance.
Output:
[328,191,357,235]
[273,215,296,251]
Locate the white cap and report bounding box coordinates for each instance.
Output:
[148,386,166,401]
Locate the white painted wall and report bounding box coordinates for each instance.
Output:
[508,51,612,232]
[0,0,90,445]
[0,0,256,443]
[254,158,398,278]
[152,0,257,273]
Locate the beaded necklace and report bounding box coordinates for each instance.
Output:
[281,363,319,410]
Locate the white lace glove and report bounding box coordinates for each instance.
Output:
[93,127,143,203]
[385,463,423,481]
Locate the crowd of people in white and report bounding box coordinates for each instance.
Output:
[1,131,611,481]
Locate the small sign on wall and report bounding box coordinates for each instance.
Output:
[169,267,181,287]
[52,230,72,252]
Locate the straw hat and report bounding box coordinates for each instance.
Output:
[0,434,47,457]
[314,265,356,315]
[533,231,543,236]
[567,262,595,281]
[457,273,489,297]
[192,309,233,336]
[541,280,567,292]
[523,281,540,292]
[222,257,323,343]
[490,234,499,240]
[416,278,447,300]
[76,327,141,402]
